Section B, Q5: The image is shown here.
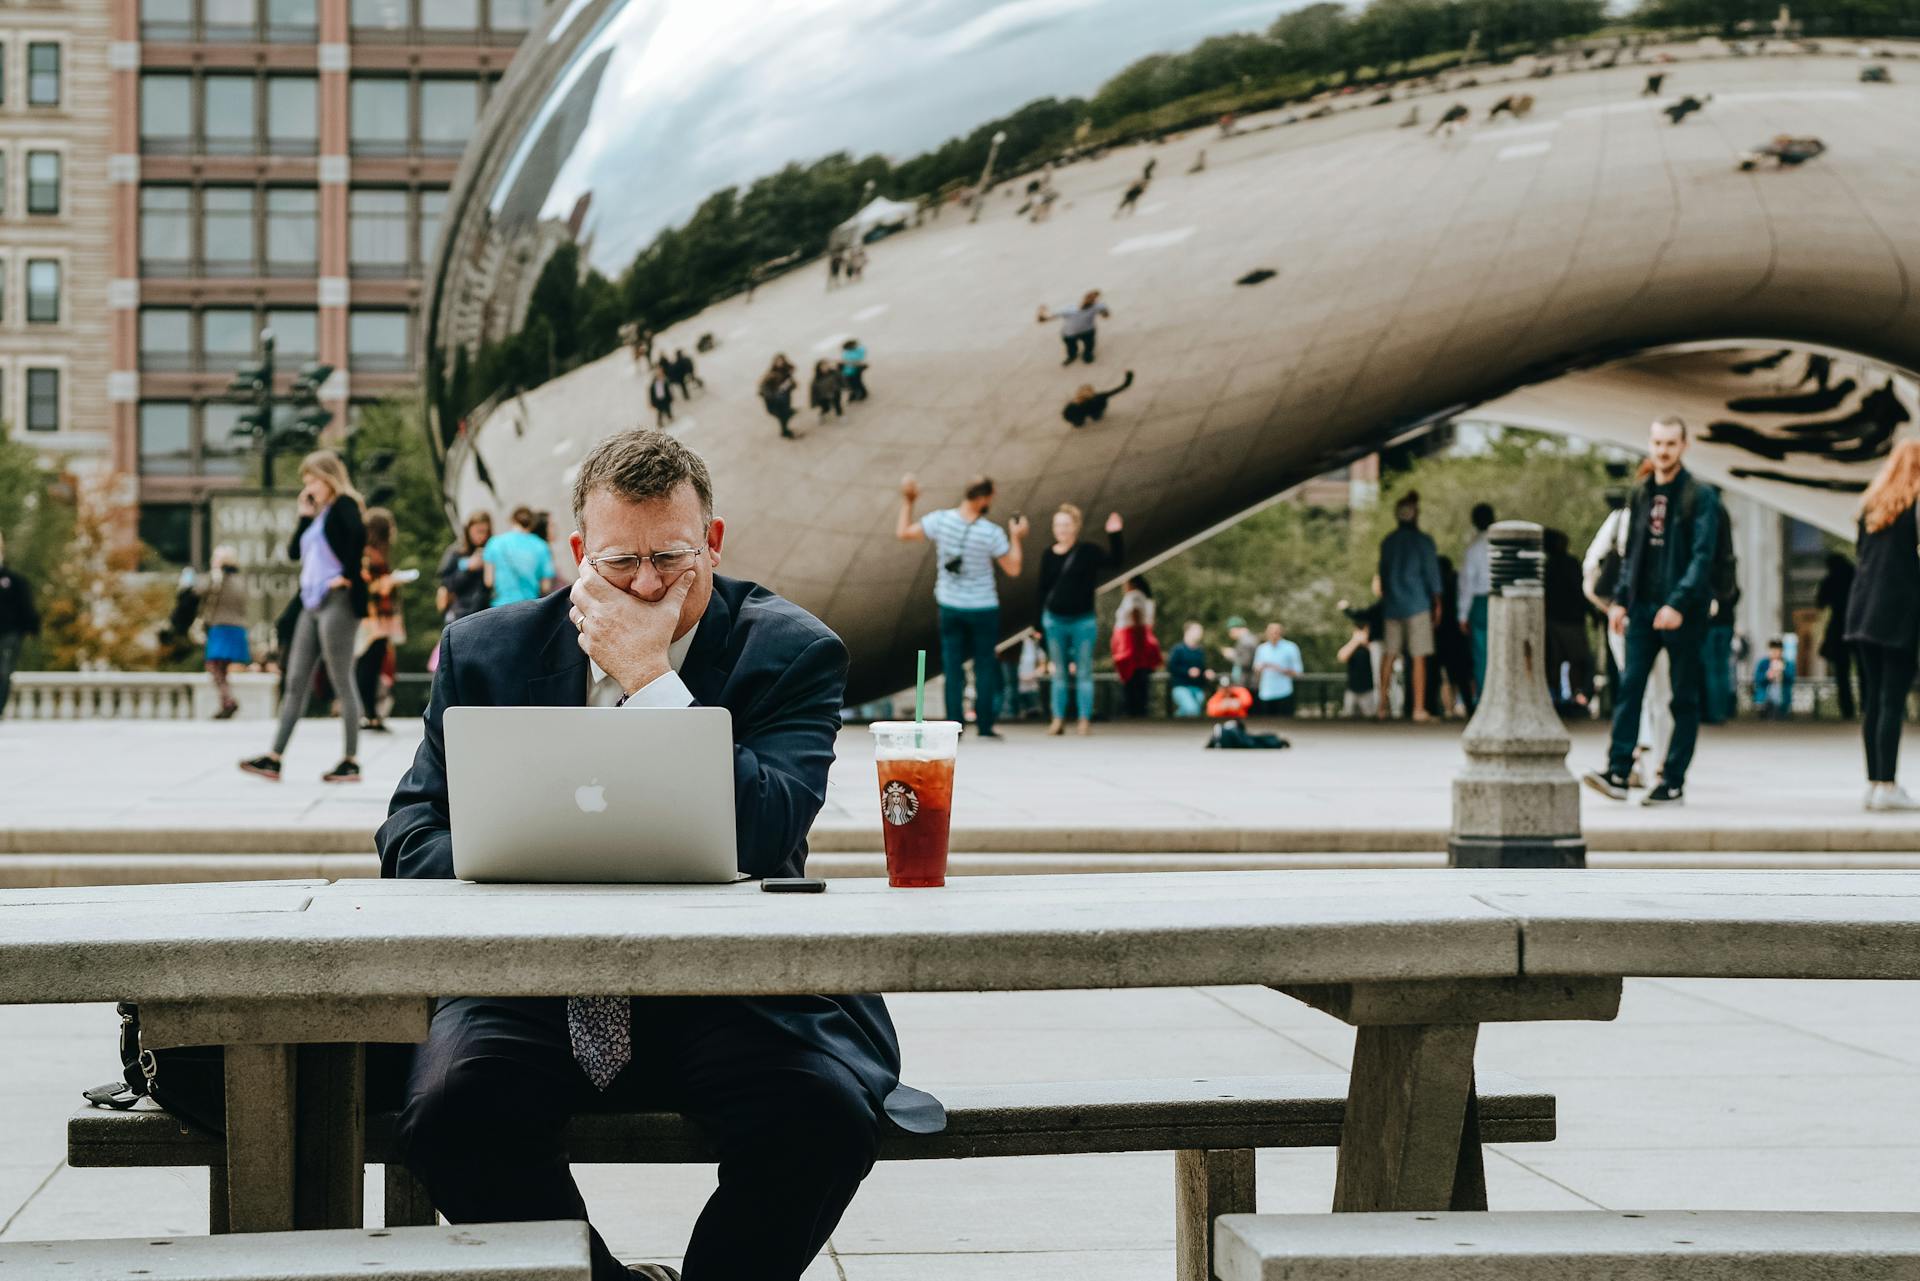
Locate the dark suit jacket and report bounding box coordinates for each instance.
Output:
[377,575,943,1132]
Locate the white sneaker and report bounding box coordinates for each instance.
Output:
[1870,785,1920,812]
[1866,784,1886,811]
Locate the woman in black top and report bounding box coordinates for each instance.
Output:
[1037,504,1123,736]
[1844,440,1920,811]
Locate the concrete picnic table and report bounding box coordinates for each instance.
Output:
[4,869,1918,1237]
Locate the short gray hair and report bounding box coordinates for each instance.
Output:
[571,430,714,531]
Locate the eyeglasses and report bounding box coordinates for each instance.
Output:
[585,532,709,588]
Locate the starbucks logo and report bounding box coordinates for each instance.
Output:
[881,780,919,826]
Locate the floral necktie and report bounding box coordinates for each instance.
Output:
[567,996,630,1090]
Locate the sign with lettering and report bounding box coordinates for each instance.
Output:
[209,493,302,652]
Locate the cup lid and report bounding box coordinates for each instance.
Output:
[869,720,962,732]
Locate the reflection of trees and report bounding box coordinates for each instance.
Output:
[432,0,1627,439]
[1632,0,1920,37]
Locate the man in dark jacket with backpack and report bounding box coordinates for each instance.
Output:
[1584,416,1722,807]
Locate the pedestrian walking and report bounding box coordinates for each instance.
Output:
[437,510,494,626]
[355,508,405,735]
[0,530,42,717]
[1168,623,1213,718]
[1113,177,1147,216]
[1543,529,1594,713]
[1036,505,1124,735]
[810,360,844,421]
[239,450,367,784]
[1433,554,1474,717]
[896,475,1027,738]
[648,362,674,427]
[1816,552,1856,718]
[672,348,704,392]
[1458,502,1494,707]
[1752,638,1795,719]
[1584,417,1722,807]
[1845,439,1920,810]
[1375,491,1443,721]
[195,544,250,719]
[846,244,867,283]
[760,356,799,438]
[1251,621,1303,718]
[839,340,870,403]
[1038,291,1109,365]
[1111,575,1161,717]
[483,506,556,606]
[827,247,844,290]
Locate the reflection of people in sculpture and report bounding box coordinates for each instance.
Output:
[670,348,703,394]
[1142,155,1157,183]
[1739,135,1826,170]
[1643,71,1666,96]
[846,244,867,283]
[1726,377,1855,416]
[1062,372,1135,428]
[759,355,797,440]
[647,362,674,427]
[1663,94,1710,124]
[1114,177,1147,217]
[840,338,869,401]
[1428,102,1470,137]
[1189,148,1208,171]
[1039,291,1109,365]
[1798,353,1833,393]
[1487,94,1533,120]
[1729,349,1791,375]
[827,247,844,290]
[809,360,844,421]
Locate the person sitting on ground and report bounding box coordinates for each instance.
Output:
[1753,638,1795,720]
[1167,622,1214,718]
[1062,372,1136,427]
[1205,674,1255,720]
[379,430,944,1281]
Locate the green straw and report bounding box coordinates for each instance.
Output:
[914,650,926,748]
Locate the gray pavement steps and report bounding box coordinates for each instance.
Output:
[0,1222,591,1280]
[1213,1211,1920,1280]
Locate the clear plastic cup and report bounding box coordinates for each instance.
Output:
[869,721,960,887]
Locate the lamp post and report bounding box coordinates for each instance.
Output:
[1448,521,1586,868]
[970,129,1007,223]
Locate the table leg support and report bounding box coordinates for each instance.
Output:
[294,1043,366,1229]
[1174,1148,1254,1281]
[1332,1022,1480,1213]
[224,1044,297,1233]
[385,1164,438,1229]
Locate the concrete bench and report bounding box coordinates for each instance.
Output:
[1213,1210,1920,1280]
[0,1222,589,1279]
[73,1072,1553,1281]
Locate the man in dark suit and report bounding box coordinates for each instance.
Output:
[378,430,936,1281]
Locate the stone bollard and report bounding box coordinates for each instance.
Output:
[1449,521,1586,869]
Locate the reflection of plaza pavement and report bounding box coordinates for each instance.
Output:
[463,51,1920,698]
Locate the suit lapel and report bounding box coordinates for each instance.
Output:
[679,582,736,707]
[525,593,588,707]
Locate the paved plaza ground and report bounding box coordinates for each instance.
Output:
[0,717,1910,883]
[3,979,1916,1276]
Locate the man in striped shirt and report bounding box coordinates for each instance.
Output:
[897,475,1029,738]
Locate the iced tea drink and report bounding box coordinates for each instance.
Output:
[869,721,960,887]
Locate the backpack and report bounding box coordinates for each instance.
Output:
[82,1002,226,1137]
[1679,480,1740,620]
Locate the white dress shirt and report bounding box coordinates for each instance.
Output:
[587,623,698,708]
[1458,532,1492,622]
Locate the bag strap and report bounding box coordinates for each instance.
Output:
[83,1002,149,1110]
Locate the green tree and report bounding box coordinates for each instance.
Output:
[349,396,456,668]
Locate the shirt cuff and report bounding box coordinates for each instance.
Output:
[620,670,694,709]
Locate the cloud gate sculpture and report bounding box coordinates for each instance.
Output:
[426,2,1920,700]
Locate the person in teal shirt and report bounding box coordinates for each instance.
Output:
[483,506,556,606]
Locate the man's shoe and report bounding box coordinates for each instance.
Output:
[322,759,361,783]
[1641,781,1684,807]
[627,1266,681,1281]
[239,755,281,781]
[1581,769,1630,801]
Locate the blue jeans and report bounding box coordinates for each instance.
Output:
[1607,603,1706,787]
[1171,685,1206,717]
[939,605,1001,734]
[1043,610,1100,721]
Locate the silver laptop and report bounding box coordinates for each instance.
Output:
[445,705,740,883]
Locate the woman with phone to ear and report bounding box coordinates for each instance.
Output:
[240,449,368,783]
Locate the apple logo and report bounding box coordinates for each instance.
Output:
[574,779,608,814]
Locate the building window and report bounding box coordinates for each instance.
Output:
[26,260,60,324]
[265,0,318,41]
[351,0,407,31]
[140,187,194,275]
[201,403,251,475]
[350,188,409,276]
[350,78,409,155]
[202,188,257,276]
[142,0,195,41]
[267,308,318,361]
[266,76,318,154]
[202,0,255,41]
[202,309,257,370]
[419,79,480,155]
[140,403,195,475]
[27,44,60,107]
[204,76,258,156]
[25,369,59,432]
[350,310,411,372]
[140,75,194,154]
[139,504,195,566]
[490,0,533,33]
[140,308,195,371]
[265,188,318,275]
[0,147,7,214]
[419,188,448,263]
[421,0,478,32]
[26,152,60,215]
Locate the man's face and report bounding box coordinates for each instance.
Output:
[1265,624,1283,642]
[570,481,723,642]
[1648,420,1687,474]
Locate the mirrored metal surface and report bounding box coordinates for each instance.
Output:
[426,5,1920,698]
